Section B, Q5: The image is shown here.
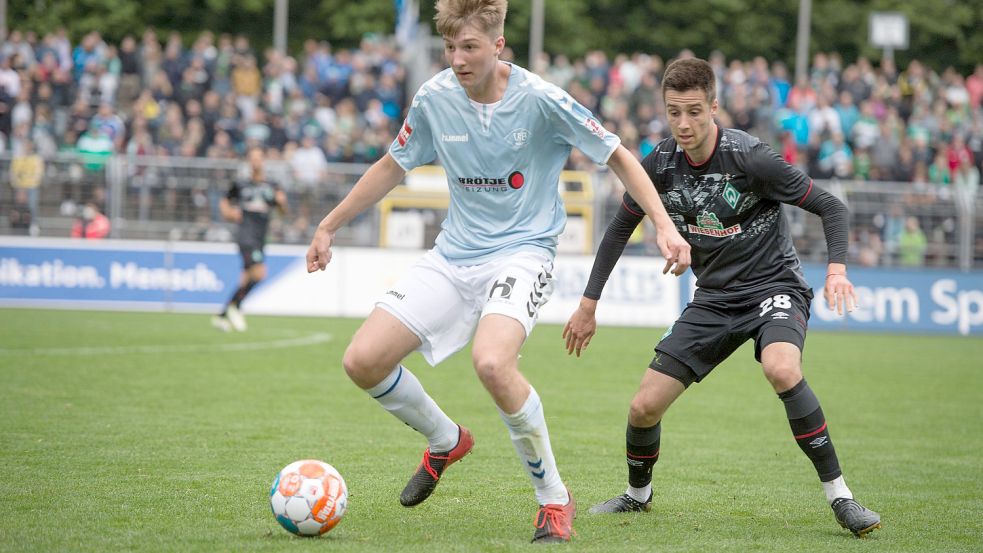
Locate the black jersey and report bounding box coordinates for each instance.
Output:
[623,128,842,301]
[227,178,281,247]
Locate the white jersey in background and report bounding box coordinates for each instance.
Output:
[389,63,620,265]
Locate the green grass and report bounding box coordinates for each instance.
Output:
[1,308,981,552]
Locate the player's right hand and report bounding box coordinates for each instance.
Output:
[657,225,691,276]
[306,227,335,272]
[563,302,598,357]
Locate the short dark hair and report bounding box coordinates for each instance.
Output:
[662,58,716,102]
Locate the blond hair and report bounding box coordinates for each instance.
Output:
[434,0,507,38]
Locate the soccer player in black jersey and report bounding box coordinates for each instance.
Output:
[563,58,881,538]
[212,147,287,332]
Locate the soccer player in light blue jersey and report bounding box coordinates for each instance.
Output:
[306,0,690,543]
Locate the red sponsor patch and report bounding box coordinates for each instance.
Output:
[687,223,743,237]
[584,118,606,139]
[508,171,525,189]
[397,120,413,147]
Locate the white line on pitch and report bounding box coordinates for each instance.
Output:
[0,333,333,356]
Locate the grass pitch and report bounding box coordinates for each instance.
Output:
[1,308,981,552]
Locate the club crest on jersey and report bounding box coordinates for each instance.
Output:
[505,128,531,149]
[397,120,413,147]
[723,179,740,209]
[583,117,606,139]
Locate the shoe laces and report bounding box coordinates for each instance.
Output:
[420,448,450,480]
[534,504,574,539]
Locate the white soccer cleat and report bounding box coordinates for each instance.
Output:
[225,305,247,332]
[211,315,232,332]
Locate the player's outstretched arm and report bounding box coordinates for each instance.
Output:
[307,153,406,272]
[563,200,642,357]
[606,146,691,276]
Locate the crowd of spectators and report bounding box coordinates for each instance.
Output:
[530,48,983,267]
[1,28,981,266]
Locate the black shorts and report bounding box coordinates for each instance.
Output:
[652,288,812,385]
[238,244,265,269]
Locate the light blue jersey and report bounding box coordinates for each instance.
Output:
[390,63,620,265]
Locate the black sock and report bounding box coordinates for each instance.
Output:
[778,379,842,481]
[220,280,258,316]
[231,280,258,308]
[626,422,661,489]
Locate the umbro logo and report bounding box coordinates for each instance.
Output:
[809,436,829,448]
[771,311,790,320]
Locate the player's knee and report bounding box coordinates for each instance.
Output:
[471,349,512,386]
[762,361,802,392]
[628,394,665,427]
[342,342,380,388]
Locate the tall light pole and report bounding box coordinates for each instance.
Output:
[274,0,288,56]
[795,0,812,84]
[529,0,544,69]
[1,0,7,43]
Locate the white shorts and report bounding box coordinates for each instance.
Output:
[376,249,555,366]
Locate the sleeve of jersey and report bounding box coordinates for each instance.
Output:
[542,88,620,165]
[745,143,848,263]
[745,142,813,203]
[226,182,239,201]
[583,194,645,300]
[797,186,849,264]
[388,92,437,172]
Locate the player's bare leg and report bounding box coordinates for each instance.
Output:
[473,314,574,542]
[344,308,467,507]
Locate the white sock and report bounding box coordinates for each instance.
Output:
[626,484,652,503]
[499,387,568,506]
[366,365,459,452]
[822,475,853,503]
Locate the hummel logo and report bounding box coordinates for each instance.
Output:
[809,436,829,448]
[385,290,405,300]
[442,132,469,142]
[528,458,545,479]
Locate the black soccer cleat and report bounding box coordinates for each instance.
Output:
[399,425,474,507]
[831,497,881,538]
[588,492,653,514]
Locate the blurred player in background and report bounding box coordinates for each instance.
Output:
[564,58,881,538]
[306,0,690,543]
[212,146,287,332]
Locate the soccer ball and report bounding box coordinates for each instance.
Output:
[269,459,348,536]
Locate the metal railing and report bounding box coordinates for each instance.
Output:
[1,152,980,271]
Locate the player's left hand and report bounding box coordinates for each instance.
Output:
[657,226,691,276]
[824,273,857,315]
